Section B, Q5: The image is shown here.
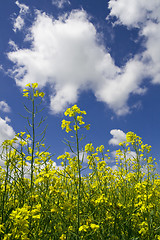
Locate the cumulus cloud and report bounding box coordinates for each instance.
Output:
[111,150,137,170]
[108,0,160,28]
[142,22,160,84]
[52,0,71,9]
[109,129,126,146]
[0,117,16,167]
[8,0,160,115]
[8,8,149,115]
[0,101,11,113]
[0,117,15,145]
[13,1,29,32]
[20,161,62,179]
[108,0,160,85]
[95,57,147,115]
[0,154,61,178]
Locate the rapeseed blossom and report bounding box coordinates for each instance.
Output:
[23,88,29,98]
[0,85,160,240]
[85,143,94,153]
[90,223,99,231]
[61,119,71,133]
[23,83,45,98]
[79,225,89,232]
[32,83,38,89]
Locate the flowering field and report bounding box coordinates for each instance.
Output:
[0,84,160,240]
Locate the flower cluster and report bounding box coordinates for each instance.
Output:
[23,83,45,98]
[61,104,90,133]
[0,86,160,240]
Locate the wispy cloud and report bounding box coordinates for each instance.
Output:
[0,101,11,113]
[4,117,11,123]
[13,1,29,32]
[52,0,71,9]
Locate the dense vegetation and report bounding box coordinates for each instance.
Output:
[0,83,160,240]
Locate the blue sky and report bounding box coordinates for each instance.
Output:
[0,0,160,171]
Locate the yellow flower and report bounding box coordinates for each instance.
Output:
[32,83,38,89]
[61,119,71,133]
[85,143,94,153]
[39,92,45,98]
[59,234,66,240]
[64,108,74,117]
[74,125,80,131]
[23,89,29,92]
[20,132,26,137]
[77,115,85,125]
[71,104,81,114]
[28,147,32,154]
[26,156,32,161]
[19,140,27,146]
[23,92,29,98]
[84,124,90,130]
[90,223,99,231]
[96,145,104,153]
[26,134,31,139]
[64,105,87,117]
[0,224,4,234]
[79,225,89,232]
[34,90,39,97]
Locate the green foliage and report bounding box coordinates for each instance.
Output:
[0,83,160,240]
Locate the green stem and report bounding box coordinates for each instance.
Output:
[31,91,35,195]
[20,143,25,206]
[75,117,81,239]
[2,147,9,223]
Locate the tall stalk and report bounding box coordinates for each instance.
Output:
[30,90,35,194]
[75,117,81,239]
[61,105,89,239]
[23,83,46,198]
[1,146,9,223]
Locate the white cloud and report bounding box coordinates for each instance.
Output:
[8,9,148,115]
[52,0,71,9]
[111,150,137,163]
[0,117,15,145]
[0,101,11,113]
[22,160,62,179]
[9,40,19,51]
[108,0,160,28]
[108,0,160,86]
[50,84,78,114]
[13,1,29,32]
[8,1,160,116]
[0,117,16,167]
[109,129,126,146]
[13,15,25,32]
[0,154,61,178]
[4,117,11,123]
[95,57,147,115]
[142,22,160,84]
[66,151,88,163]
[8,10,120,113]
